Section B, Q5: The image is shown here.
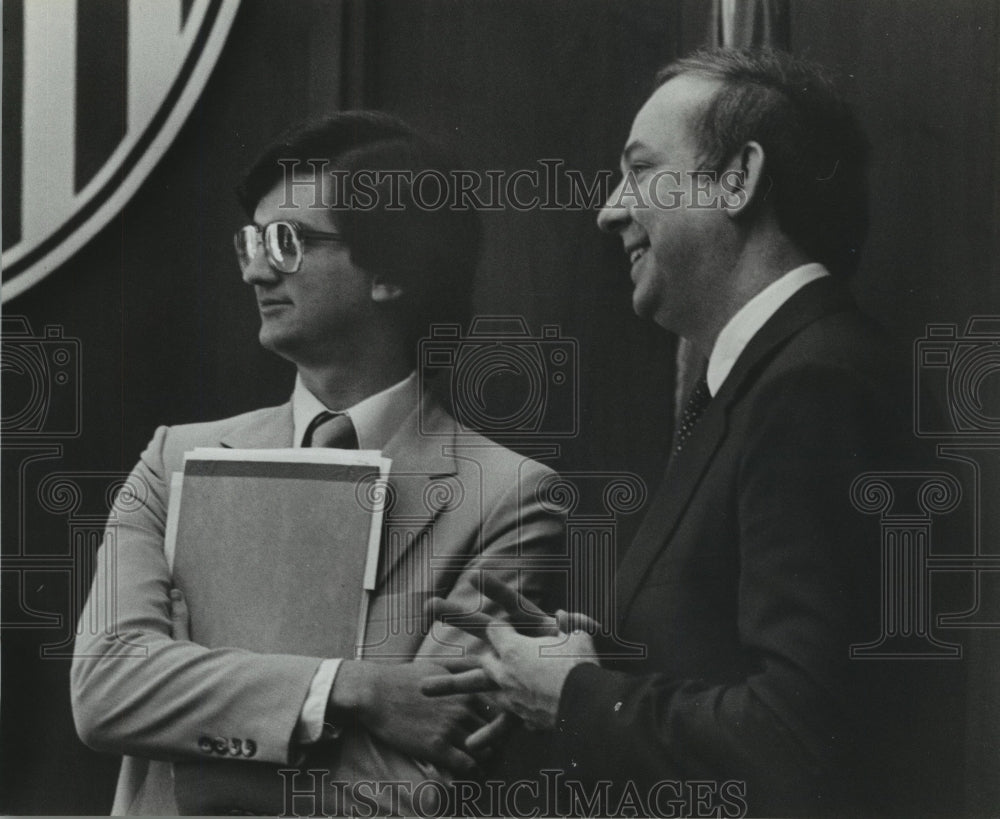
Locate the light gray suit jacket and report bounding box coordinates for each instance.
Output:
[71,394,564,815]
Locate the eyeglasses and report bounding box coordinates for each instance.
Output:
[234,220,344,274]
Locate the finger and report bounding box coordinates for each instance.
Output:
[439,745,480,778]
[419,655,480,674]
[454,707,488,733]
[467,711,515,752]
[422,597,450,633]
[428,599,508,642]
[475,576,558,637]
[475,574,549,620]
[513,614,559,638]
[466,711,515,753]
[169,588,190,641]
[424,597,491,637]
[421,668,497,697]
[555,609,601,634]
[478,649,511,682]
[422,597,484,636]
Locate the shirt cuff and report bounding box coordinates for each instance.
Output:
[294,658,343,744]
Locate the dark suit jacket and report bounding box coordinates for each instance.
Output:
[71,392,564,815]
[508,278,962,817]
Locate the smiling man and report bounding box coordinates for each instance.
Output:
[70,112,564,816]
[427,48,958,817]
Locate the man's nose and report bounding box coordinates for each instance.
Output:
[597,177,629,233]
[241,251,281,286]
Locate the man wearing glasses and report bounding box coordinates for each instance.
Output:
[71,112,563,815]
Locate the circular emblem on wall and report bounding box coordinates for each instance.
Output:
[1,0,241,302]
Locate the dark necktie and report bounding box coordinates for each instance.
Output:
[673,378,712,454]
[301,411,358,449]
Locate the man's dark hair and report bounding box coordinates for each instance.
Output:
[657,47,870,277]
[237,111,481,357]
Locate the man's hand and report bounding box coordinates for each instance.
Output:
[422,576,600,731]
[329,659,504,775]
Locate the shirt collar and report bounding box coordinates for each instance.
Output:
[706,263,830,396]
[292,371,418,449]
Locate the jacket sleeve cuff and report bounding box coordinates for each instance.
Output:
[294,658,343,745]
[557,662,637,754]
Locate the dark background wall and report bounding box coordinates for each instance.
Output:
[2,0,998,813]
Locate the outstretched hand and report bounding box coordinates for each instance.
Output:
[422,575,600,731]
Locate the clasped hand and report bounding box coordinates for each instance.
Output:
[421,575,600,731]
[168,588,510,775]
[330,658,511,775]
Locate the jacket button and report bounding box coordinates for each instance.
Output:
[198,735,213,754]
[212,736,229,755]
[242,739,257,758]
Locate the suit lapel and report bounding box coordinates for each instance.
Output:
[376,395,458,587]
[218,404,295,449]
[615,392,728,616]
[615,278,857,618]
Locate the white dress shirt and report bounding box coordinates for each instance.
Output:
[706,263,830,397]
[292,372,419,743]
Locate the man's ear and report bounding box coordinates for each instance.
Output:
[721,141,768,219]
[371,277,404,303]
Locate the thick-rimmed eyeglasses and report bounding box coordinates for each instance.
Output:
[234,220,344,274]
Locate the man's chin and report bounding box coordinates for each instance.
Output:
[631,290,655,321]
[257,326,295,358]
